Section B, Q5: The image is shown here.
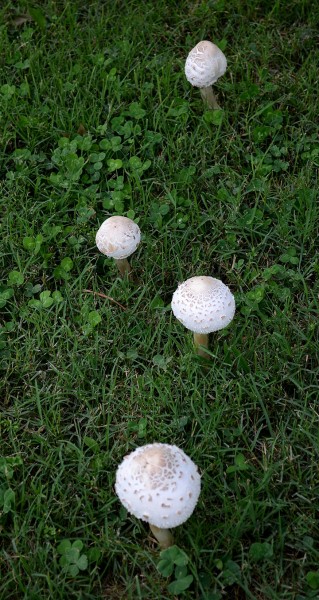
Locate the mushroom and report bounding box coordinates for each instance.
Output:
[115,443,201,549]
[171,276,235,359]
[95,216,141,277]
[185,40,227,110]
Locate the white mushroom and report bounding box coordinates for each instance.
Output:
[95,216,141,277]
[171,276,235,358]
[115,443,201,549]
[185,41,227,110]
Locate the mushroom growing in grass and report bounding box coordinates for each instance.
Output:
[95,215,141,278]
[171,276,235,359]
[185,41,227,110]
[115,443,201,549]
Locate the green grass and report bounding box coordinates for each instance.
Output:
[1,0,319,598]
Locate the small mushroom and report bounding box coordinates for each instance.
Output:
[185,40,227,110]
[95,216,141,278]
[115,443,201,549]
[171,276,235,359]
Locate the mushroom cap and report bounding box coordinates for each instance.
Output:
[171,276,235,334]
[115,443,201,529]
[95,216,141,260]
[185,40,227,88]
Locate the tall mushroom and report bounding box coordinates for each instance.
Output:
[185,41,227,110]
[171,276,235,359]
[115,443,201,549]
[95,216,141,278]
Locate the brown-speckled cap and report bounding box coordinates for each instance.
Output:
[171,276,235,334]
[115,444,201,529]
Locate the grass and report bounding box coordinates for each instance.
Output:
[0,0,319,598]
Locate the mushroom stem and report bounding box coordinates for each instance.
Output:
[193,332,210,359]
[149,524,174,549]
[200,86,221,110]
[114,257,132,278]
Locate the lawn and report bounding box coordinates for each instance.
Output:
[0,0,318,598]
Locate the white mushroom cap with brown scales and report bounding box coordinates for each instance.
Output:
[115,443,201,530]
[171,276,235,334]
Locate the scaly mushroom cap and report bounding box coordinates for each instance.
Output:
[171,276,235,334]
[96,216,141,260]
[185,41,227,88]
[115,444,201,529]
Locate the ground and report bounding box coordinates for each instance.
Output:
[0,1,318,598]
